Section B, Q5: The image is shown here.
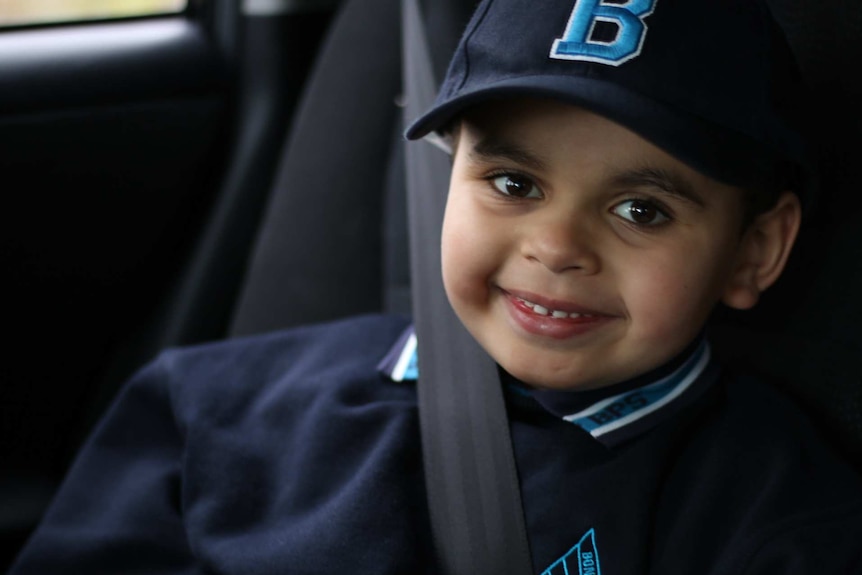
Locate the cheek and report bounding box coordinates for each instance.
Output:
[441,191,500,310]
[441,197,491,309]
[441,217,469,301]
[619,247,725,342]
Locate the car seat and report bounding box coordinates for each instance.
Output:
[229,0,477,334]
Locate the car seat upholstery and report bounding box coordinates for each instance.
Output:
[708,1,862,468]
[229,0,478,335]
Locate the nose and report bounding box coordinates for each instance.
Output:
[520,210,601,274]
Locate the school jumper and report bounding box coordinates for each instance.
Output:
[10,314,862,574]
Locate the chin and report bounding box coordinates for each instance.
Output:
[500,359,605,391]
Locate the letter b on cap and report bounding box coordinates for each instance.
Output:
[551,0,658,66]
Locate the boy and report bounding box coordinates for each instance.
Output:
[11,0,862,574]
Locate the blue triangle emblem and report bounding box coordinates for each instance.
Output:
[541,528,602,575]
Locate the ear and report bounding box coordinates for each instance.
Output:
[721,191,802,310]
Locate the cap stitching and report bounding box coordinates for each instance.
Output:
[454,0,496,95]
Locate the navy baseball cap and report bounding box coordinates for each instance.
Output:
[406,0,815,203]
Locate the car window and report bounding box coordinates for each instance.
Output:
[0,0,186,28]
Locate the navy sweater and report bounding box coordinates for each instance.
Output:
[11,315,862,574]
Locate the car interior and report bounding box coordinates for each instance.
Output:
[2,0,861,570]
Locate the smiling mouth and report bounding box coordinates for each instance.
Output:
[515,296,596,319]
[502,289,612,340]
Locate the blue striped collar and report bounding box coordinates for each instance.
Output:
[377,326,719,448]
[535,338,718,447]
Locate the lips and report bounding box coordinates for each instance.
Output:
[501,288,613,340]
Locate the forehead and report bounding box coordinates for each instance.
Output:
[456,97,745,203]
[459,97,681,168]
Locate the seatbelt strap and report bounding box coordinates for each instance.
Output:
[401,0,534,573]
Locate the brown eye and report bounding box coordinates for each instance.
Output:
[629,200,656,223]
[612,199,669,226]
[491,174,541,198]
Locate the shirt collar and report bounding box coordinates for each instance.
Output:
[526,337,719,447]
[378,325,720,448]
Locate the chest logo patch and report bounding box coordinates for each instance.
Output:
[542,528,602,575]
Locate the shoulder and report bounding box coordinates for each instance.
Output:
[660,370,862,572]
[11,315,425,574]
[722,374,862,568]
[676,371,859,478]
[159,313,410,382]
[139,314,414,430]
[705,373,858,480]
[136,313,421,506]
[157,313,410,388]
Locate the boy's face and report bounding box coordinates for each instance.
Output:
[442,98,754,390]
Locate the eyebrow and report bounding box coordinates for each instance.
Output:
[469,136,549,172]
[468,131,706,208]
[610,167,706,208]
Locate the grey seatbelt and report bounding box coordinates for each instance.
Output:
[401,0,534,573]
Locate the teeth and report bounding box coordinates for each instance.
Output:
[517,297,593,319]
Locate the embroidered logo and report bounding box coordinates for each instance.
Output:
[550,0,659,66]
[542,528,602,575]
